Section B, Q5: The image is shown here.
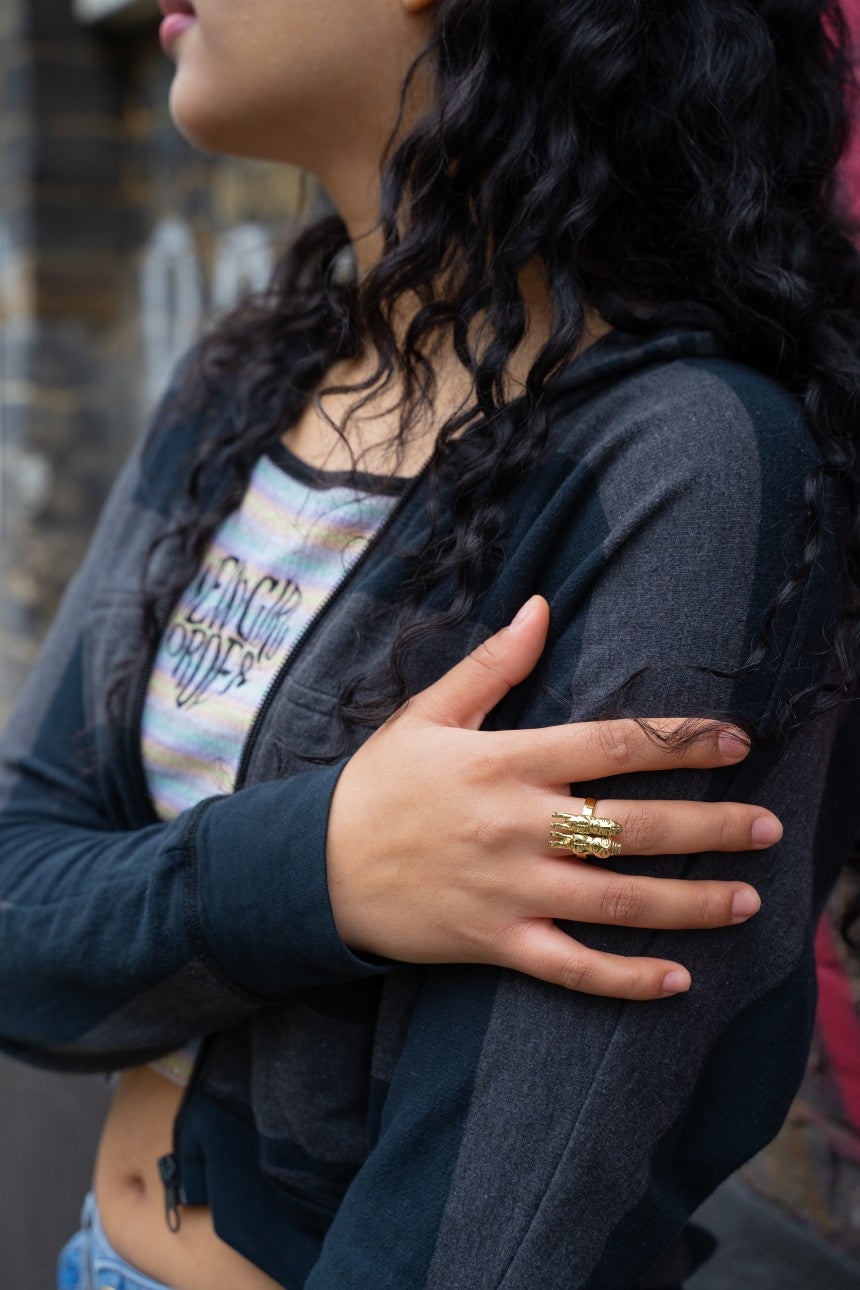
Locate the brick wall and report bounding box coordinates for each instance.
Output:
[0,5,312,1284]
[0,0,310,724]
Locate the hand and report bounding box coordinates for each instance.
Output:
[326,596,781,1001]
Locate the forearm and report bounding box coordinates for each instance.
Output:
[0,764,387,1071]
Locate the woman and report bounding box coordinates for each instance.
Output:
[1,1,858,1288]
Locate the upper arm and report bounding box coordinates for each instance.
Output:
[548,357,822,727]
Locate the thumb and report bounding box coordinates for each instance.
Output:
[414,596,550,729]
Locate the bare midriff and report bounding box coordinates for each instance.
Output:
[94,1067,283,1290]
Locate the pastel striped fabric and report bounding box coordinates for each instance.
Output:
[140,445,401,823]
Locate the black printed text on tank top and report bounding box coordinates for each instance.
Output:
[162,554,303,709]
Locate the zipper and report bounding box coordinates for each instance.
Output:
[157,1152,182,1233]
[124,552,203,1231]
[157,1036,211,1233]
[127,595,178,826]
[233,460,430,790]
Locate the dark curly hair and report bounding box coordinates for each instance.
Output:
[123,1,860,858]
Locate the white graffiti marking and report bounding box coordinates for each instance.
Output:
[211,223,274,314]
[140,217,203,406]
[140,217,275,407]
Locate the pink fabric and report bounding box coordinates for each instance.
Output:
[839,0,860,220]
[815,917,860,1137]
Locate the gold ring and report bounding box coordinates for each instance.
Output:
[550,797,623,860]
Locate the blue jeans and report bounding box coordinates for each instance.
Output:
[57,1193,175,1290]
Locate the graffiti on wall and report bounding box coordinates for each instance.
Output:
[140,216,276,406]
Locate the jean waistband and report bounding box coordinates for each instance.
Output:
[79,1192,175,1290]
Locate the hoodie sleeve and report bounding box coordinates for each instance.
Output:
[302,359,852,1290]
[0,374,388,1074]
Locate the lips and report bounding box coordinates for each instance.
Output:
[158,0,197,52]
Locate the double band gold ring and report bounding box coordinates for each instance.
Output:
[550,797,623,861]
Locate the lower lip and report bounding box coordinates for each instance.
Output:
[159,13,197,51]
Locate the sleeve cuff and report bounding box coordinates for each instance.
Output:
[191,760,391,999]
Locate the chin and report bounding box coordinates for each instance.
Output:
[168,77,275,162]
[168,75,240,156]
[166,65,313,166]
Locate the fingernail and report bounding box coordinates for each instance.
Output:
[510,596,538,629]
[751,815,782,846]
[661,969,691,996]
[731,889,761,920]
[718,729,749,761]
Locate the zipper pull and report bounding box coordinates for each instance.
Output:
[157,1153,182,1233]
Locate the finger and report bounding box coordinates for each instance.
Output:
[412,595,550,729]
[546,797,783,855]
[531,865,761,929]
[494,717,751,783]
[500,921,692,1000]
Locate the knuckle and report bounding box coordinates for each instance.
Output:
[461,798,513,852]
[484,920,520,964]
[461,794,520,856]
[558,954,590,993]
[601,879,645,925]
[711,807,736,851]
[595,722,631,768]
[694,887,718,929]
[469,637,506,677]
[494,921,549,977]
[625,805,664,853]
[624,966,656,999]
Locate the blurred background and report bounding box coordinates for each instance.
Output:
[0,2,859,1287]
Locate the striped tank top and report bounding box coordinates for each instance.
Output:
[140,441,405,1084]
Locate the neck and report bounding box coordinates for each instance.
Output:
[306,74,608,416]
